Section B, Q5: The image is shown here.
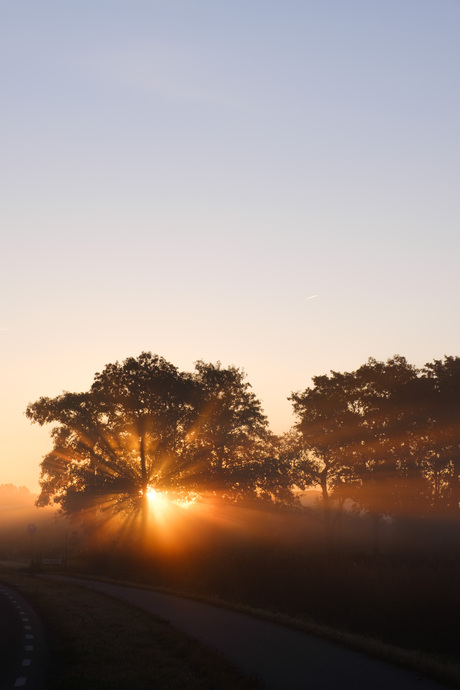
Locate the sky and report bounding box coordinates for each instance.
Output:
[1,0,459,492]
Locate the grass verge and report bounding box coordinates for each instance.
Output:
[51,570,460,690]
[0,566,259,690]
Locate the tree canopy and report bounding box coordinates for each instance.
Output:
[290,355,460,523]
[26,352,460,542]
[26,353,269,517]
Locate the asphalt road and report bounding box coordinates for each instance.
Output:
[0,582,47,690]
[46,575,450,690]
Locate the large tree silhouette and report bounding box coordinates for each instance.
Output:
[290,356,431,548]
[26,353,268,520]
[26,354,194,517]
[289,367,363,544]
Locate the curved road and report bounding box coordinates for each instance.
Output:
[0,583,47,690]
[46,575,449,690]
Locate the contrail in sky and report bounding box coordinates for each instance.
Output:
[305,295,318,300]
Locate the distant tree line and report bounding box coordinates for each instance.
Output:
[289,355,460,549]
[26,352,460,537]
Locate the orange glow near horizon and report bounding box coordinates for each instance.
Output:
[145,487,166,506]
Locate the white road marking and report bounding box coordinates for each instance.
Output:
[25,645,34,651]
[25,634,34,640]
[22,659,31,667]
[14,678,27,687]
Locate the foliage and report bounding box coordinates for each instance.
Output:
[25,351,460,546]
[419,356,460,514]
[177,360,270,497]
[26,353,269,517]
[290,355,460,529]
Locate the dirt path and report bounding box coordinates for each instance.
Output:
[46,575,449,690]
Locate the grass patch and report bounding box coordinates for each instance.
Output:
[53,569,460,689]
[0,567,259,690]
[72,540,460,688]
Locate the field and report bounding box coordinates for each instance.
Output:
[3,502,460,688]
[68,520,460,689]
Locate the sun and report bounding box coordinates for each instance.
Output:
[143,486,200,521]
[145,487,166,506]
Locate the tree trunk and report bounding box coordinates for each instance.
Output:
[138,416,149,541]
[319,466,333,551]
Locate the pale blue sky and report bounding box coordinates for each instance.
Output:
[1,1,459,490]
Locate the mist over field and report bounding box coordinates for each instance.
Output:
[0,484,63,563]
